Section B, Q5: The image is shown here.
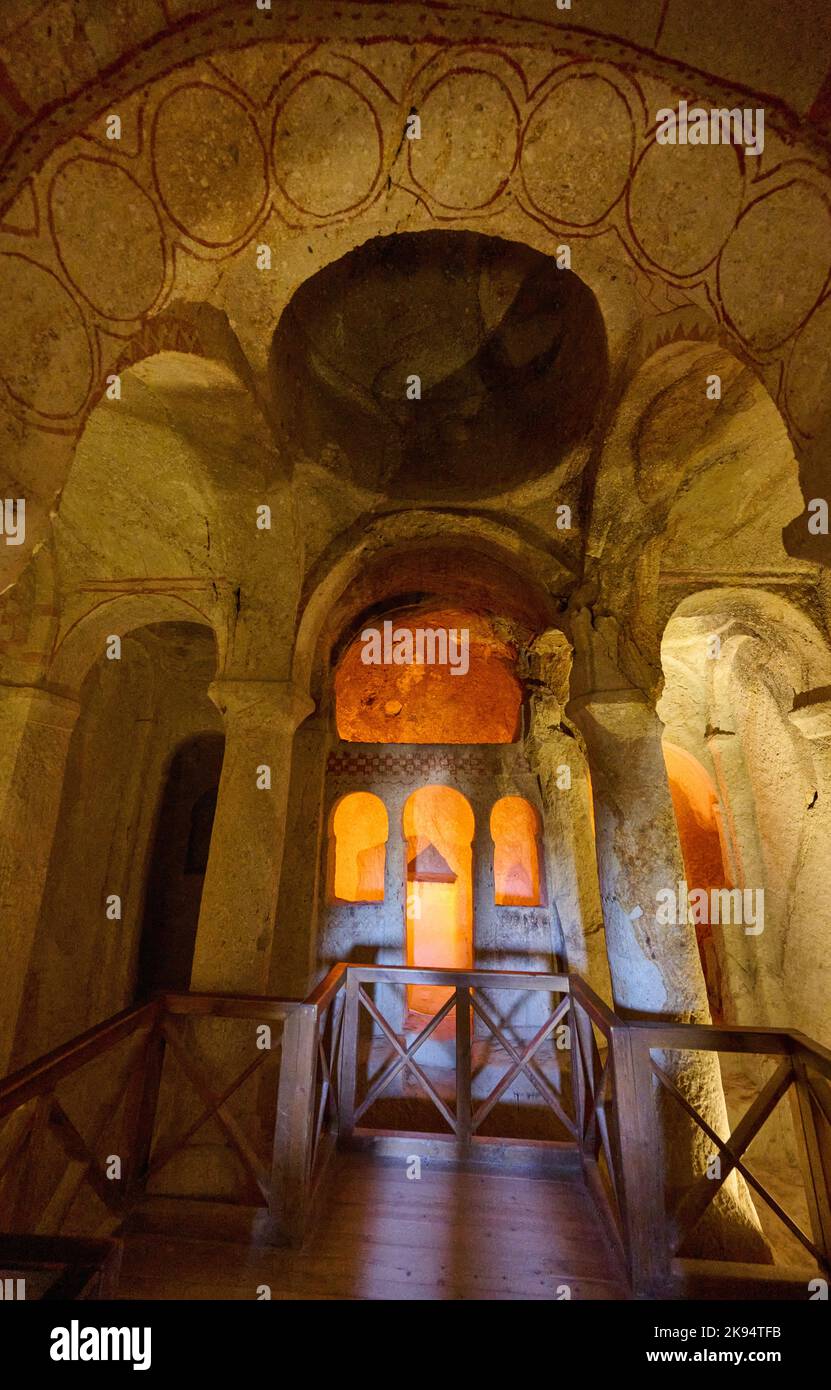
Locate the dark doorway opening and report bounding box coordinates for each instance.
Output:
[136,733,225,997]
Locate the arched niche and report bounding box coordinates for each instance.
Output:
[328,791,389,903]
[403,785,474,1016]
[490,796,543,907]
[8,618,221,1066]
[293,518,563,711]
[659,587,831,1041]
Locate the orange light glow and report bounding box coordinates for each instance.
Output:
[331,792,388,902]
[403,786,473,1015]
[490,797,541,906]
[663,743,729,890]
[663,741,730,1019]
[334,607,520,743]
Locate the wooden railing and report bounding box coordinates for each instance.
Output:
[0,1000,159,1235]
[336,964,575,1159]
[621,1017,831,1297]
[270,963,347,1244]
[569,975,629,1268]
[2,965,830,1297]
[0,992,301,1242]
[567,975,831,1296]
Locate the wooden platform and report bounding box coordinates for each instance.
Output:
[116,1151,630,1301]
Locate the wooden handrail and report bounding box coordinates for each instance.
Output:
[568,972,620,1032]
[0,1001,159,1119]
[342,963,570,991]
[303,962,348,1011]
[0,989,304,1241]
[789,1032,831,1080]
[2,967,829,1295]
[159,990,303,1019]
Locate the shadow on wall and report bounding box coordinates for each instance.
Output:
[136,732,225,998]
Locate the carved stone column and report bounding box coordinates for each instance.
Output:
[526,681,612,1002]
[467,787,496,967]
[566,610,709,1020]
[787,697,831,1048]
[566,610,769,1262]
[0,684,80,1072]
[191,679,314,995]
[268,710,331,999]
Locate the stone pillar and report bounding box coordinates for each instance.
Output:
[191,679,314,995]
[565,611,708,1020]
[468,789,496,967]
[787,698,831,1048]
[268,711,331,999]
[381,783,408,1030]
[569,687,711,1022]
[705,727,780,1028]
[526,689,612,1002]
[566,610,769,1262]
[0,684,80,1073]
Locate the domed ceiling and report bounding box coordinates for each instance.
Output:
[271,231,608,500]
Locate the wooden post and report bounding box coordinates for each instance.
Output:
[455,985,472,1153]
[269,1005,318,1246]
[10,1093,52,1232]
[569,988,587,1159]
[572,995,598,1156]
[790,1050,831,1267]
[611,1025,669,1295]
[338,969,360,1141]
[121,1004,166,1204]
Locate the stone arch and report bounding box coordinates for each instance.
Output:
[587,338,817,687]
[658,586,831,1040]
[7,613,223,1068]
[328,791,389,904]
[47,591,224,697]
[59,345,275,569]
[292,511,564,708]
[659,586,831,713]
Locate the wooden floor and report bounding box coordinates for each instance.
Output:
[116,1152,630,1300]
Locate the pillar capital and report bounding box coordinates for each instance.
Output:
[525,627,572,703]
[207,679,314,733]
[566,606,658,718]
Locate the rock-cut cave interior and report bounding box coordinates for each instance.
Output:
[1,0,830,1316]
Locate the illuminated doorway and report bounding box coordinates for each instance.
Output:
[403,785,474,1018]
